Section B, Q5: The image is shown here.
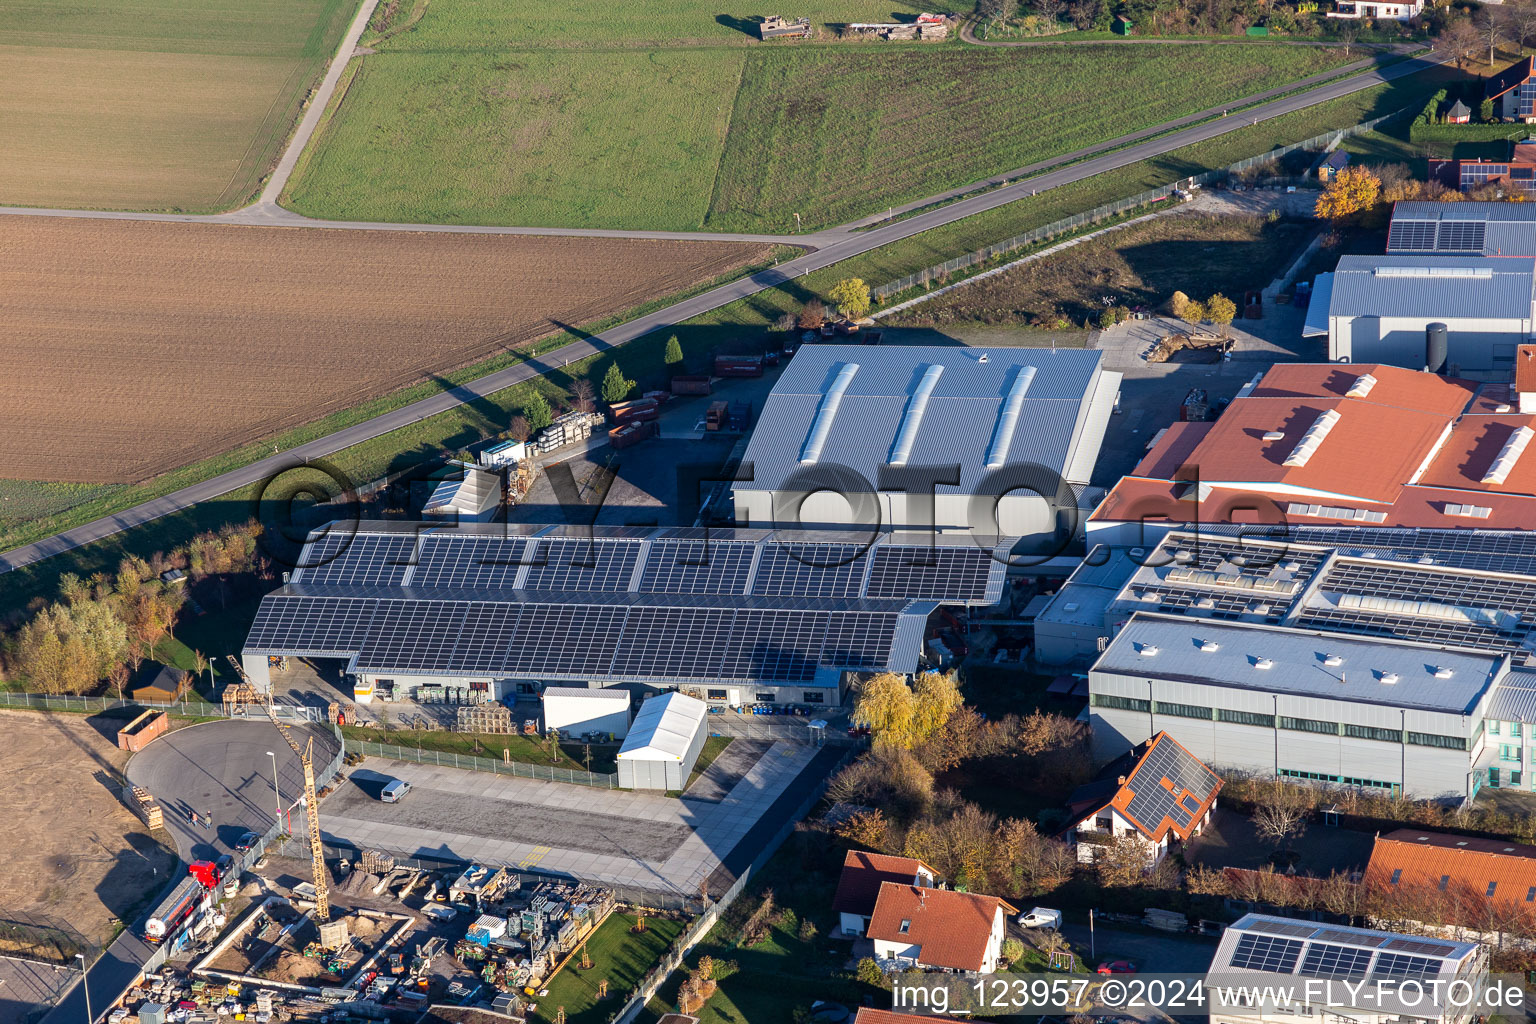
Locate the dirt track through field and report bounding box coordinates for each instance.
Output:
[0,218,770,483]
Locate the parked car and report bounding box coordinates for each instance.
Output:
[234,831,260,852]
[381,778,412,803]
[1096,961,1137,975]
[422,904,457,922]
[1017,907,1063,929]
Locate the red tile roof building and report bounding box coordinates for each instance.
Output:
[1091,363,1536,535]
[1067,731,1222,867]
[832,851,940,936]
[1366,828,1536,907]
[866,883,1018,973]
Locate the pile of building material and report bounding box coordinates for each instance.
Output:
[456,703,514,734]
[531,411,604,457]
[1145,908,1188,932]
[123,785,165,831]
[759,14,810,37]
[1146,332,1232,363]
[843,13,950,38]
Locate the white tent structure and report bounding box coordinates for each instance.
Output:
[543,686,632,739]
[616,691,708,790]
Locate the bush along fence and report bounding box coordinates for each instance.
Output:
[342,738,621,788]
[869,105,1415,303]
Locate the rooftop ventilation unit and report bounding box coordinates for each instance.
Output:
[1346,373,1378,398]
[1199,640,1220,652]
[1433,667,1454,679]
[1374,265,1493,279]
[1262,430,1286,441]
[1137,643,1159,657]
[1379,672,1400,684]
[1324,654,1344,667]
[1283,409,1343,468]
[1445,504,1494,518]
[1255,657,1274,670]
[798,362,859,464]
[1482,424,1534,485]
[978,352,989,363]
[887,364,944,466]
[983,365,1037,469]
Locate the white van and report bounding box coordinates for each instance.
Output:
[380,778,412,803]
[1018,907,1063,929]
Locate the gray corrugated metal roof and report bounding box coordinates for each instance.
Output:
[542,686,631,701]
[1328,255,1535,319]
[1488,670,1536,721]
[738,346,1109,494]
[1095,612,1505,714]
[1302,272,1332,337]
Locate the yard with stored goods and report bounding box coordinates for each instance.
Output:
[0,0,355,211]
[0,710,177,954]
[286,0,1357,232]
[0,217,772,484]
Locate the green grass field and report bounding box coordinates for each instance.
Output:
[1,0,356,211]
[287,0,1355,232]
[537,913,686,1024]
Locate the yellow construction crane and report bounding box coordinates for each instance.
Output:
[226,657,330,921]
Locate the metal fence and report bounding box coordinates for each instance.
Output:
[0,690,222,716]
[869,105,1415,302]
[606,747,856,1024]
[343,738,620,787]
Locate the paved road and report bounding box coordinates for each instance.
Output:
[0,50,1443,575]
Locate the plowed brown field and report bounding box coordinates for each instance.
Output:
[0,217,771,484]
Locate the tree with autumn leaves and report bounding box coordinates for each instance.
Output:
[1315,166,1382,224]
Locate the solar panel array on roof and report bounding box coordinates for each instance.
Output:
[1373,953,1441,978]
[300,533,415,587]
[412,536,529,589]
[1248,920,1318,939]
[1122,735,1220,837]
[1302,944,1375,978]
[751,543,868,598]
[523,538,643,591]
[637,539,757,594]
[1230,933,1305,973]
[247,592,911,683]
[867,545,996,601]
[1383,937,1457,956]
[1438,220,1487,252]
[1387,219,1438,252]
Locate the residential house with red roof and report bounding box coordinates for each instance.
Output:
[1365,828,1536,940]
[866,883,1018,973]
[1065,731,1222,867]
[832,851,940,937]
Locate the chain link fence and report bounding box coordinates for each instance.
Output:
[0,690,222,717]
[870,105,1413,302]
[343,738,620,787]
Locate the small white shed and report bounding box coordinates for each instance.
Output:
[542,686,632,739]
[616,692,708,791]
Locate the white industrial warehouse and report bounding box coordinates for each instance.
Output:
[542,686,632,739]
[617,691,708,790]
[733,345,1120,541]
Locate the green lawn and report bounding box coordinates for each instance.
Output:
[288,0,1354,232]
[537,913,685,1024]
[684,736,734,789]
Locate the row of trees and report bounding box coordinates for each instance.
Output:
[1435,0,1536,73]
[982,0,1419,39]
[3,522,264,695]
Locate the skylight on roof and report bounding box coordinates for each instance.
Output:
[1283,409,1342,468]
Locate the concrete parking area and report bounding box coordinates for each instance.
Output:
[317,740,829,899]
[1184,807,1375,877]
[0,956,76,1024]
[1059,922,1220,974]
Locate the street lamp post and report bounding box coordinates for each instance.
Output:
[75,953,91,1024]
[266,751,282,830]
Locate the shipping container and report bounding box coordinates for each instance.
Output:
[117,709,168,752]
[713,355,763,378]
[609,421,656,449]
[705,401,730,431]
[610,398,660,424]
[670,375,713,396]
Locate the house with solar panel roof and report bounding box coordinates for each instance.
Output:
[1064,731,1222,867]
[241,521,1007,709]
[1208,914,1486,1024]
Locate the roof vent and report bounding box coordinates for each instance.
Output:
[1483,424,1534,485]
[1497,404,1514,413]
[799,362,859,464]
[984,365,1038,469]
[1456,841,1469,847]
[1137,643,1160,657]
[1199,640,1220,652]
[1434,667,1454,679]
[1063,602,1079,613]
[1347,373,1378,398]
[978,352,989,363]
[1283,409,1343,468]
[1262,430,1286,441]
[1255,657,1274,670]
[1324,654,1344,667]
[1380,672,1401,685]
[1130,547,1146,558]
[887,364,944,466]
